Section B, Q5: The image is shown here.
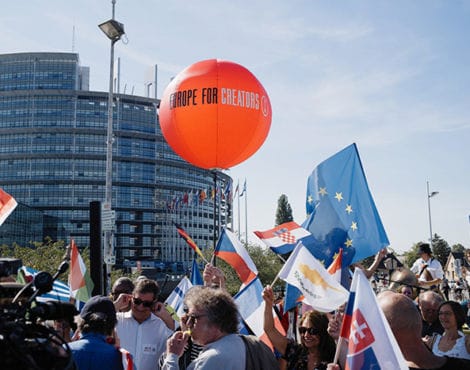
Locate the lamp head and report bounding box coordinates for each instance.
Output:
[99,19,125,41]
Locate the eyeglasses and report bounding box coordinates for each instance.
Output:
[187,313,207,322]
[298,327,320,336]
[132,297,155,308]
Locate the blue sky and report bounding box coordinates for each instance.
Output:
[2,1,469,254]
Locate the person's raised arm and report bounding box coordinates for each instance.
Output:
[262,285,288,355]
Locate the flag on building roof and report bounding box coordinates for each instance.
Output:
[164,276,193,320]
[0,188,18,226]
[339,269,407,369]
[234,276,286,350]
[68,239,94,305]
[240,179,247,197]
[214,228,258,287]
[277,242,349,313]
[254,221,311,255]
[174,223,205,261]
[190,258,203,286]
[17,265,71,303]
[303,143,389,265]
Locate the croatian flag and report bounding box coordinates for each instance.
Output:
[164,276,193,320]
[254,221,311,255]
[339,269,407,370]
[214,228,258,286]
[234,277,285,350]
[0,188,17,226]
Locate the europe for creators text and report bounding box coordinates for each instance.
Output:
[169,87,260,110]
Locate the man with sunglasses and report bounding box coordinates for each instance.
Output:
[161,286,247,370]
[116,278,174,370]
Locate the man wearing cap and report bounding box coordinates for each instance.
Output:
[68,295,124,370]
[410,243,444,290]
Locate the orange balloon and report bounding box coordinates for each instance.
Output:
[159,59,272,169]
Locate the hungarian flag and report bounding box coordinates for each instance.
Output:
[0,188,17,226]
[68,239,94,305]
[174,223,205,260]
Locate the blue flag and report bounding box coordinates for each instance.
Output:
[303,143,389,264]
[190,258,203,285]
[284,144,389,311]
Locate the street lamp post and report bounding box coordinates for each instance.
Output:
[99,0,125,293]
[427,181,439,248]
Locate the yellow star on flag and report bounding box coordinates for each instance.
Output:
[334,192,343,202]
[344,239,353,247]
[351,221,358,231]
[318,187,328,196]
[345,204,353,214]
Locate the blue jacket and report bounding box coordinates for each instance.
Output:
[68,332,123,370]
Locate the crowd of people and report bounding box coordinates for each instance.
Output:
[7,242,470,370]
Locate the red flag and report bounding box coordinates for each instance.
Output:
[0,188,17,226]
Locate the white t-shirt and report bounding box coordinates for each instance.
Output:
[117,311,173,370]
[432,331,470,360]
[411,257,443,282]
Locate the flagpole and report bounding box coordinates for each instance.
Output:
[244,179,248,246]
[237,180,241,236]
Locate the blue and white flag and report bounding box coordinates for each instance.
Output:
[190,258,203,286]
[339,269,407,370]
[164,276,192,320]
[18,265,71,303]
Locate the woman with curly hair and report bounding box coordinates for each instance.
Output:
[263,285,336,370]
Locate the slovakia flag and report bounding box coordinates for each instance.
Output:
[254,221,311,255]
[214,228,258,287]
[339,269,407,370]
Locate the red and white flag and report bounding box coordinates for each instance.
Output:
[254,221,311,255]
[0,188,17,226]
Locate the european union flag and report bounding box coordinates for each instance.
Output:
[303,143,389,264]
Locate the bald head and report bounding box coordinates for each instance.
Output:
[378,291,422,338]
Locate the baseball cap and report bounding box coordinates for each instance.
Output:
[80,295,116,320]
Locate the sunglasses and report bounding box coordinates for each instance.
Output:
[298,327,320,336]
[132,297,155,308]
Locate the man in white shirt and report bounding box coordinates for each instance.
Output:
[410,243,444,290]
[116,278,174,370]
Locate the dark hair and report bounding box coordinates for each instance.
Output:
[418,243,432,255]
[184,286,239,334]
[133,278,160,300]
[439,301,466,329]
[78,312,117,336]
[299,310,336,362]
[112,277,134,296]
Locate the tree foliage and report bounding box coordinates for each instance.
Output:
[275,194,294,226]
[431,234,451,267]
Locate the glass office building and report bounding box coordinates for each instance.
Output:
[0,52,232,269]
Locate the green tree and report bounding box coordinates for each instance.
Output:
[431,234,451,267]
[451,243,466,253]
[275,194,294,226]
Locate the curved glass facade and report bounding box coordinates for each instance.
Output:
[0,52,232,269]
